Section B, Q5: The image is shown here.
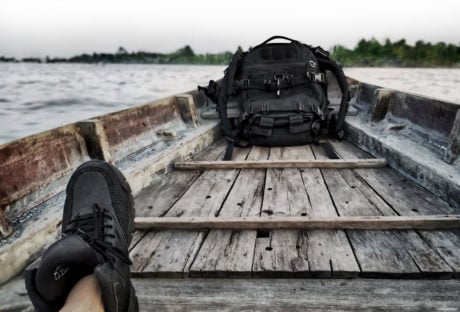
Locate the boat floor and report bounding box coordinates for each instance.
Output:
[130,139,460,279]
[2,139,460,311]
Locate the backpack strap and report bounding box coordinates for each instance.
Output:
[218,50,246,160]
[320,141,340,159]
[314,47,349,138]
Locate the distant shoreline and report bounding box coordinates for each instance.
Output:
[1,38,459,67]
[1,63,459,69]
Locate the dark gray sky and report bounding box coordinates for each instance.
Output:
[1,0,459,58]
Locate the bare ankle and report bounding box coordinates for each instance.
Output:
[60,274,104,312]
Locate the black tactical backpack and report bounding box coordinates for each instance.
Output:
[199,36,349,160]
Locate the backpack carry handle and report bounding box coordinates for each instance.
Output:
[254,36,300,48]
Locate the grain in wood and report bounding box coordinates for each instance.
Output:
[298,145,360,277]
[253,146,311,277]
[134,215,460,230]
[130,146,250,276]
[313,142,453,277]
[331,140,460,277]
[189,146,268,277]
[132,278,460,312]
[174,158,386,169]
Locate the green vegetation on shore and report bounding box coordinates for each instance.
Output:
[1,39,459,67]
[0,46,233,65]
[331,38,460,67]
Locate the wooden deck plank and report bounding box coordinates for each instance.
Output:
[253,146,312,277]
[134,140,228,218]
[299,145,360,277]
[134,278,460,312]
[313,142,454,277]
[130,147,250,276]
[314,146,452,277]
[331,140,460,277]
[3,277,460,312]
[129,141,227,252]
[332,141,457,215]
[189,146,269,277]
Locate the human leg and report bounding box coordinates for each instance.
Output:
[60,274,104,312]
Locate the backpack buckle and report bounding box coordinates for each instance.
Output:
[314,47,329,58]
[307,72,326,83]
[233,79,250,92]
[262,103,270,114]
[242,79,250,89]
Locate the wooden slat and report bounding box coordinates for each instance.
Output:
[189,146,269,277]
[312,143,454,277]
[252,146,311,277]
[135,215,460,230]
[130,146,250,276]
[331,140,460,277]
[129,141,228,251]
[174,158,386,170]
[298,146,360,277]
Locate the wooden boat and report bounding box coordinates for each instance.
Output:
[1,76,459,311]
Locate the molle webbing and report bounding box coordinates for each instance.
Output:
[233,71,326,93]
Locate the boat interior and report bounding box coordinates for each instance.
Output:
[1,76,460,311]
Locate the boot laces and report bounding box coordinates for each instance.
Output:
[64,204,132,266]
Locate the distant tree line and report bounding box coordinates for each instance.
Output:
[331,38,460,67]
[1,39,459,67]
[0,46,233,65]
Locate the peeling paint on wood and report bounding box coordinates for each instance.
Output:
[0,125,88,222]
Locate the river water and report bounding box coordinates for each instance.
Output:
[0,63,459,144]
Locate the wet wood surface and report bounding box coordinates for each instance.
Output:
[130,139,460,278]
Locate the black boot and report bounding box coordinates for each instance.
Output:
[25,160,138,312]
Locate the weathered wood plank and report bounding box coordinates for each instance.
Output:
[295,145,360,277]
[130,147,250,276]
[134,215,460,230]
[174,158,386,169]
[133,278,460,312]
[332,140,457,214]
[129,141,228,253]
[4,277,460,312]
[189,146,268,277]
[253,146,312,277]
[313,142,454,277]
[332,140,460,277]
[134,141,227,217]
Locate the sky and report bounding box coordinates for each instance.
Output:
[0,0,459,58]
